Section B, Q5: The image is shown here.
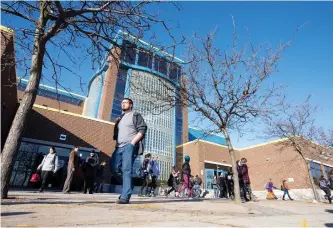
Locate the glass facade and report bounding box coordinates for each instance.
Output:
[120,40,182,84]
[110,68,128,122]
[84,75,102,117]
[18,82,84,106]
[129,70,176,180]
[10,140,95,187]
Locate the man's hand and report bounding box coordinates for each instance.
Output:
[72,168,75,171]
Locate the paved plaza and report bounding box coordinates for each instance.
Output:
[1,190,332,227]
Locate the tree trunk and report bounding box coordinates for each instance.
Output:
[221,128,241,204]
[1,28,46,199]
[305,160,320,201]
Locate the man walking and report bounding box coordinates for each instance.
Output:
[83,150,99,194]
[63,146,80,194]
[37,147,59,192]
[110,98,147,204]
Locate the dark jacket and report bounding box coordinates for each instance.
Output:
[182,162,191,176]
[113,111,147,155]
[68,151,80,169]
[237,163,250,184]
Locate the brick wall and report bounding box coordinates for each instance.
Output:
[1,26,18,150]
[98,48,121,121]
[24,105,116,180]
[17,91,83,114]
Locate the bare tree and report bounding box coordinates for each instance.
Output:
[0,1,181,199]
[131,18,301,203]
[264,97,332,201]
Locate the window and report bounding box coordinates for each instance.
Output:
[138,49,153,69]
[310,162,323,185]
[110,68,128,122]
[169,63,181,82]
[120,40,136,65]
[154,56,167,75]
[324,165,332,177]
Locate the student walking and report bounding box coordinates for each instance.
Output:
[176,155,192,197]
[63,146,80,194]
[83,150,99,194]
[282,180,294,201]
[147,155,160,197]
[110,98,147,204]
[37,147,59,192]
[139,153,151,196]
[266,179,277,200]
[166,166,180,196]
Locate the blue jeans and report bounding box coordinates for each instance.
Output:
[110,144,137,201]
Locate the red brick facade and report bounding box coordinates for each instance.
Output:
[1,26,18,150]
[179,139,333,190]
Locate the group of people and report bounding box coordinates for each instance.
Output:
[36,146,106,194]
[265,179,294,201]
[266,172,333,203]
[34,97,333,206]
[212,172,234,199]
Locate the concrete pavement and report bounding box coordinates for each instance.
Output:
[1,190,332,227]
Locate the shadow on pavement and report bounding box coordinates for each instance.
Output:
[1,197,216,206]
[325,224,333,227]
[1,212,34,216]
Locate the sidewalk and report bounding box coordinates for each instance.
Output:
[1,190,332,227]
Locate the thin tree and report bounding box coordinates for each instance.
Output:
[263,97,331,202]
[132,18,301,203]
[0,1,181,199]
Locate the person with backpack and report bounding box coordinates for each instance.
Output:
[37,147,59,192]
[176,155,192,197]
[147,155,160,197]
[319,175,332,204]
[139,153,151,196]
[110,98,147,204]
[282,180,294,201]
[166,166,180,196]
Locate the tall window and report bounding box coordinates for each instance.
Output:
[111,68,128,122]
[310,162,323,185]
[154,55,167,75]
[169,63,181,83]
[138,48,153,69]
[324,165,332,177]
[120,40,136,65]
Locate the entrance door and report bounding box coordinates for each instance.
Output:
[205,168,214,190]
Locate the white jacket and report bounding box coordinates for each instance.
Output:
[38,153,59,172]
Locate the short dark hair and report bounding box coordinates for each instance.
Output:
[51,147,56,151]
[123,98,133,106]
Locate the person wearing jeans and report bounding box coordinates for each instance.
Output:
[110,98,147,204]
[282,180,294,201]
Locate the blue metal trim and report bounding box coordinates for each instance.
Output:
[18,79,85,100]
[124,69,132,98]
[94,72,105,118]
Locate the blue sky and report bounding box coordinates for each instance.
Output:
[2,2,333,148]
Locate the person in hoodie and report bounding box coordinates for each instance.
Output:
[147,155,160,197]
[176,155,192,197]
[83,150,99,194]
[37,147,59,192]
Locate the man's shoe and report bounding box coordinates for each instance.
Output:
[38,189,44,193]
[116,199,129,204]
